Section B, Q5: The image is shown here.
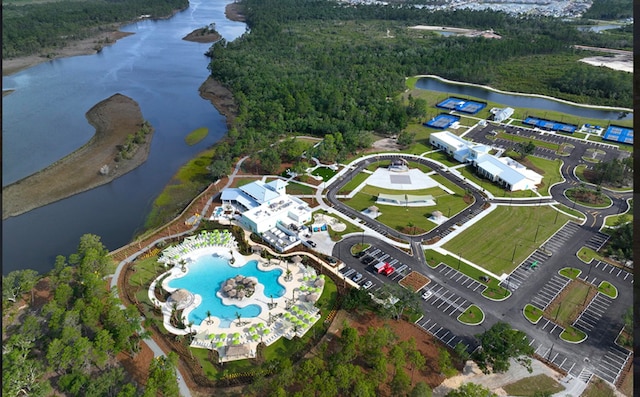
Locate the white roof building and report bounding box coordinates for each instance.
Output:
[221,179,312,235]
[474,154,542,191]
[429,131,490,163]
[494,107,514,123]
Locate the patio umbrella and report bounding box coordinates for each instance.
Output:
[233,339,241,345]
[263,329,271,335]
[314,278,324,288]
[292,255,302,264]
[226,279,236,286]
[223,285,233,292]
[257,323,265,329]
[220,333,227,339]
[249,327,256,333]
[216,342,224,348]
[234,332,241,338]
[235,275,244,282]
[252,334,260,341]
[237,290,245,299]
[208,333,216,339]
[228,289,237,297]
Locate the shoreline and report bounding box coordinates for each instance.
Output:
[2,94,154,220]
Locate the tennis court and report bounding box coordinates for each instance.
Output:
[523,116,578,133]
[602,125,633,144]
[436,97,486,115]
[423,113,460,129]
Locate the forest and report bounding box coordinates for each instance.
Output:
[2,0,189,58]
[205,0,632,175]
[2,234,181,396]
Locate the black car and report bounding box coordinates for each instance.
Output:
[361,256,375,265]
[306,240,317,248]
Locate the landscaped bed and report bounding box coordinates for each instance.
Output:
[559,267,581,279]
[523,304,543,324]
[598,280,618,299]
[502,373,565,396]
[457,304,484,325]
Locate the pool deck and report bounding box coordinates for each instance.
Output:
[149,246,324,362]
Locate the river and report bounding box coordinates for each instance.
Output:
[2,0,246,275]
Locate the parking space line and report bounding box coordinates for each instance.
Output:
[434,327,443,336]
[567,363,575,373]
[428,323,437,332]
[447,335,456,344]
[560,358,566,367]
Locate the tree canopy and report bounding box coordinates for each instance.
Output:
[446,382,498,397]
[472,322,534,374]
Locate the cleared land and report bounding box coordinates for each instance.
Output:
[442,206,572,276]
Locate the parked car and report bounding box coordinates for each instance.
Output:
[352,273,363,282]
[422,290,433,300]
[306,240,317,248]
[362,280,373,289]
[362,256,375,265]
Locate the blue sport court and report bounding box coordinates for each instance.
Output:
[523,116,578,133]
[603,125,633,144]
[436,97,486,115]
[423,113,460,129]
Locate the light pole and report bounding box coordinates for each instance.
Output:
[534,224,542,243]
[554,208,560,224]
[511,243,521,264]
[457,252,461,271]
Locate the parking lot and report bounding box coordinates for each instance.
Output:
[530,337,580,377]
[420,282,470,318]
[500,248,550,292]
[541,221,581,254]
[594,344,632,384]
[432,262,486,293]
[416,317,475,350]
[338,246,413,292]
[572,293,611,333]
[584,231,610,252]
[580,260,633,285]
[529,274,571,311]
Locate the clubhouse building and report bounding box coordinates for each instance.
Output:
[429,131,542,191]
[221,179,313,251]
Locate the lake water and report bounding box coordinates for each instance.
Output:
[415,77,633,121]
[2,0,246,274]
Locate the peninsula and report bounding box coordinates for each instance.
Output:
[2,94,154,219]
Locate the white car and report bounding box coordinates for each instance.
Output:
[362,280,373,289]
[352,273,363,282]
[422,290,433,300]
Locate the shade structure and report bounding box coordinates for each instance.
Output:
[307,293,319,302]
[252,334,260,341]
[208,333,216,339]
[220,333,227,339]
[257,323,265,329]
[263,329,271,335]
[233,339,240,345]
[249,327,256,333]
[228,289,237,297]
[226,279,236,286]
[216,341,224,348]
[223,284,233,292]
[314,278,325,288]
[292,255,302,264]
[237,290,245,299]
[234,332,240,338]
[235,275,244,282]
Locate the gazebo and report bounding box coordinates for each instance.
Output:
[168,289,195,309]
[368,206,379,216]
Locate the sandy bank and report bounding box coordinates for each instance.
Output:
[2,30,134,78]
[199,77,238,128]
[2,94,154,219]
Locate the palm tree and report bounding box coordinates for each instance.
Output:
[206,310,212,325]
[235,311,242,326]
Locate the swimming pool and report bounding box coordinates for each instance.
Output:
[168,256,285,327]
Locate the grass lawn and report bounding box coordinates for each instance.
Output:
[338,172,370,194]
[598,281,617,299]
[457,304,484,325]
[559,267,580,280]
[423,150,459,167]
[581,377,618,397]
[285,182,315,195]
[523,304,543,324]
[502,374,565,396]
[604,212,632,227]
[496,132,560,151]
[340,171,471,232]
[315,210,363,240]
[350,243,370,255]
[442,206,572,276]
[577,246,600,263]
[311,167,337,181]
[560,326,587,343]
[553,203,585,220]
[525,156,563,196]
[184,127,208,146]
[423,249,509,298]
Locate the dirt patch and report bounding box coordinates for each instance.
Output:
[371,137,402,152]
[399,271,431,292]
[579,54,633,73]
[2,93,153,219]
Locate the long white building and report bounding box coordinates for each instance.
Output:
[429,130,542,191]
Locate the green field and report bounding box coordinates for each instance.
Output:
[503,374,565,396]
[342,179,471,234]
[311,166,337,181]
[442,206,572,276]
[338,172,370,194]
